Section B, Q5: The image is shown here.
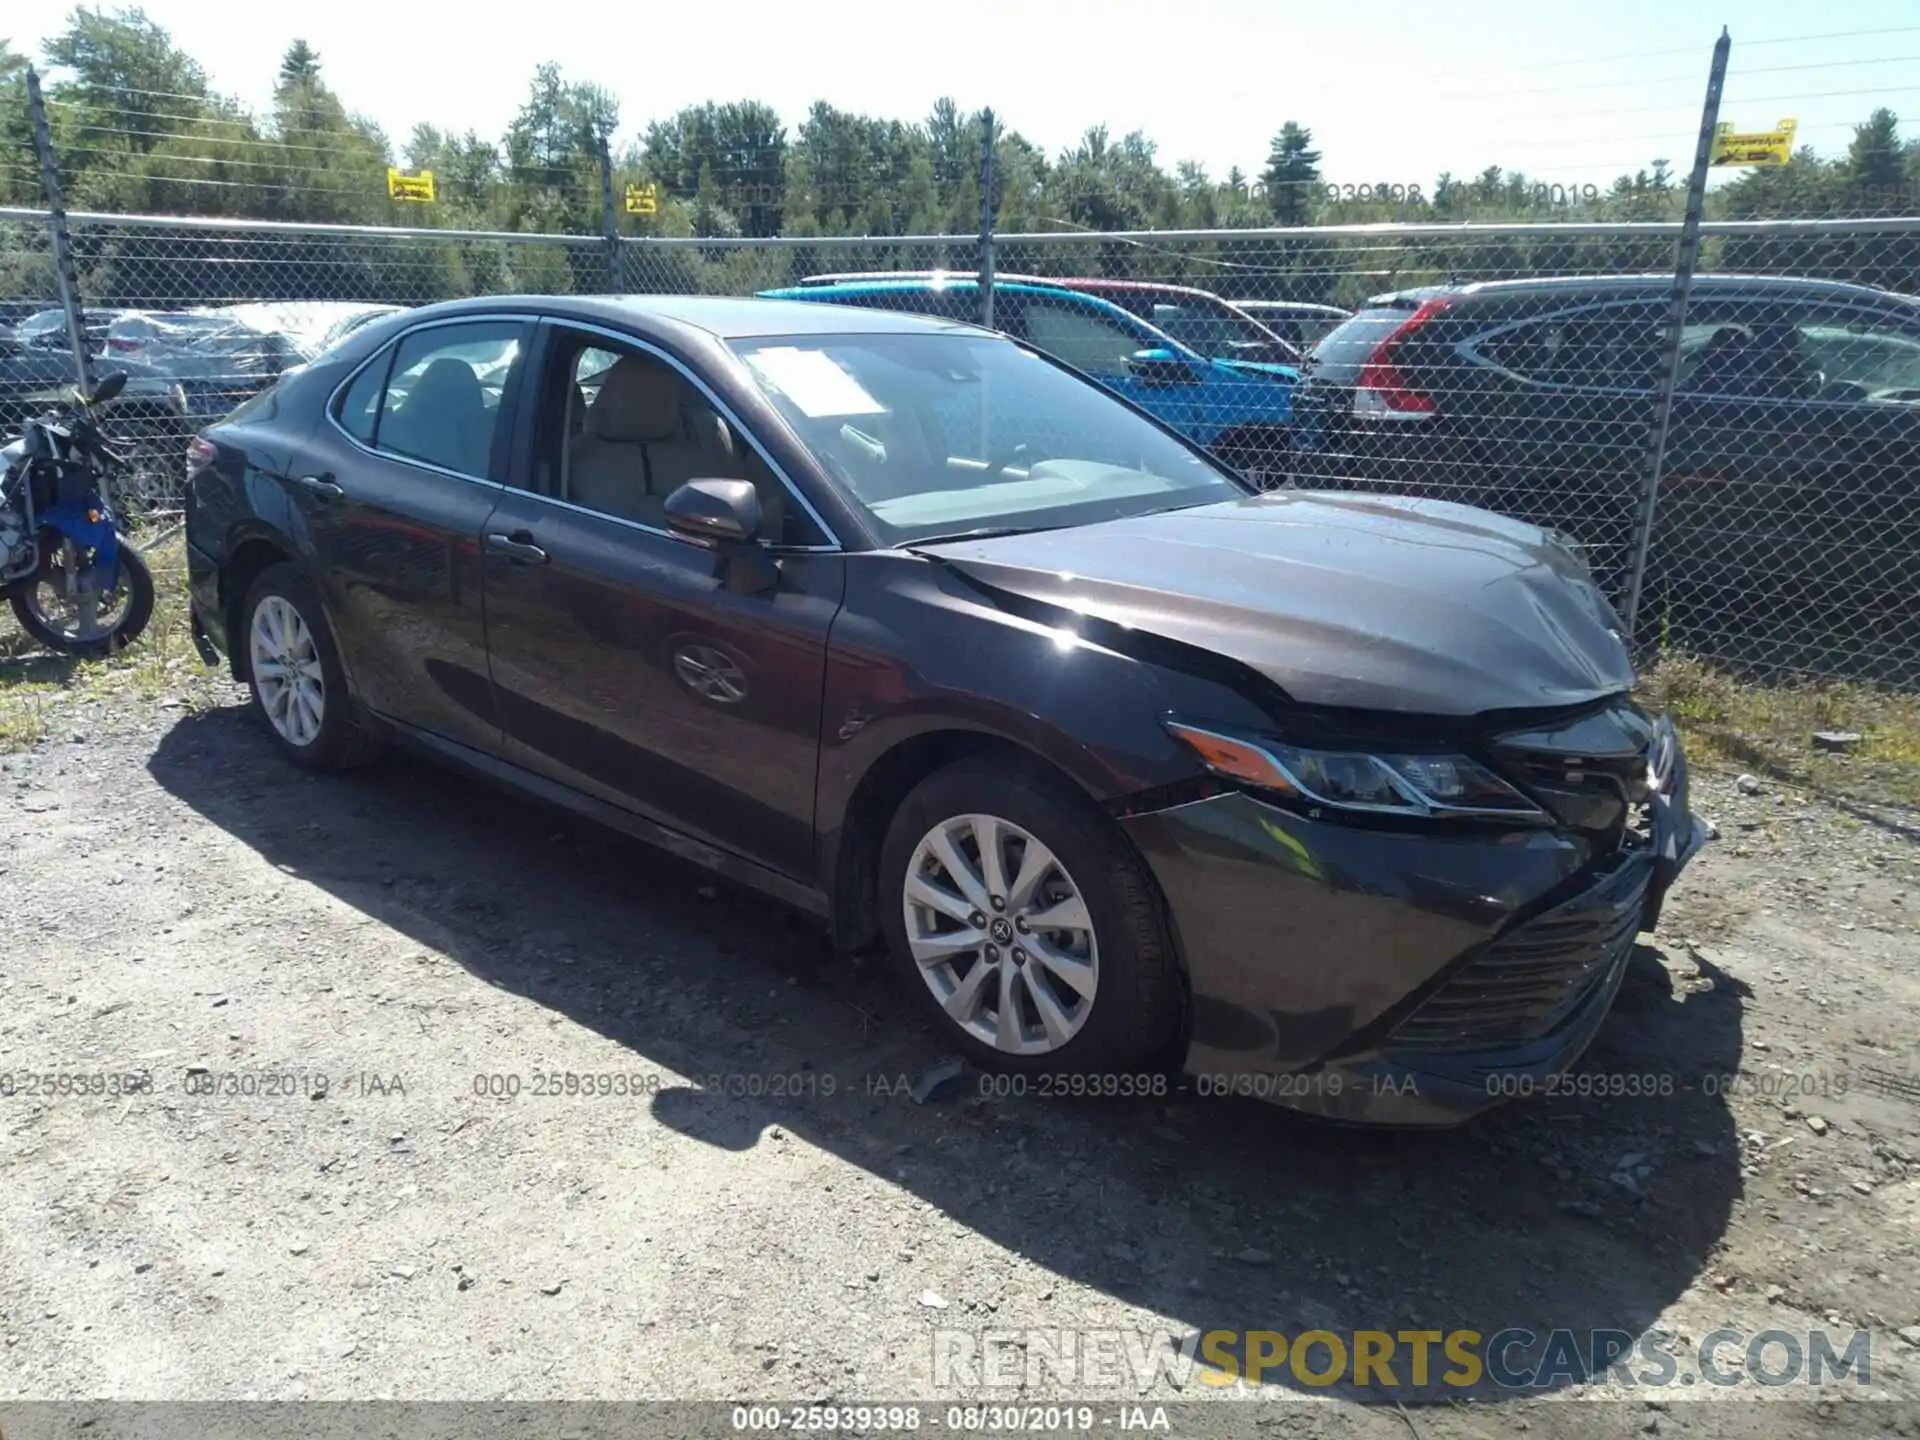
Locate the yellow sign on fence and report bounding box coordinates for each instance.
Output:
[624,182,659,215]
[1710,118,1798,167]
[387,168,437,202]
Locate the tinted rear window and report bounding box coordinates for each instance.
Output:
[1307,304,1421,379]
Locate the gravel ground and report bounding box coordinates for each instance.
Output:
[1,676,1917,1439]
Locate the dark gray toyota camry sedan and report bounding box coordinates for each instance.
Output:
[183,294,1707,1125]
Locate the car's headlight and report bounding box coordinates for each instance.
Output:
[1166,721,1547,821]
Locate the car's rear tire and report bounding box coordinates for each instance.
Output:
[239,562,385,771]
[877,755,1182,1075]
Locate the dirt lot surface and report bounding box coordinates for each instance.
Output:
[3,659,1919,1439]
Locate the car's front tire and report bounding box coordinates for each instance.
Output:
[239,562,385,771]
[878,756,1182,1075]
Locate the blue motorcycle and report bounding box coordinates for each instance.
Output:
[2,371,155,657]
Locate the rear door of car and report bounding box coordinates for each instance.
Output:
[1653,291,1920,647]
[477,320,844,882]
[289,314,531,751]
[1445,296,1665,566]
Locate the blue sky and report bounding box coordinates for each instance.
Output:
[11,0,1918,188]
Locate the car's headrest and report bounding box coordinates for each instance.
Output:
[407,357,484,414]
[588,357,683,443]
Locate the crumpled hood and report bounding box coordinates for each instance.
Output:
[920,491,1636,715]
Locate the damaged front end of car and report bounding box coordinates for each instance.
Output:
[923,492,1710,1124]
[1119,696,1708,1125]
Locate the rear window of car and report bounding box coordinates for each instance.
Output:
[1306,303,1422,380]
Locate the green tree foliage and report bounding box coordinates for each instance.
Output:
[43,5,207,155]
[0,40,36,205]
[1259,122,1321,226]
[276,40,319,90]
[11,6,1915,307]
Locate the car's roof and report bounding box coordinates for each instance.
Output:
[765,277,1150,317]
[1006,275,1240,305]
[800,269,1225,300]
[1363,273,1920,307]
[374,293,985,341]
[1233,300,1353,316]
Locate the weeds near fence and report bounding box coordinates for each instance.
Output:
[1642,653,1920,809]
[0,536,230,752]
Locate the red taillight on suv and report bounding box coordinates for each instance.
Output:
[186,436,217,477]
[1353,296,1450,420]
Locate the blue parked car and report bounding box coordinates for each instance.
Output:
[759,278,1298,486]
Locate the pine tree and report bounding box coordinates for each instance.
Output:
[1259,122,1321,226]
[277,40,321,90]
[1847,108,1903,198]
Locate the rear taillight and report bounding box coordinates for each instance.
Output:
[108,337,140,353]
[1353,297,1450,420]
[186,437,217,476]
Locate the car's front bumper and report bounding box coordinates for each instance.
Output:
[1120,726,1707,1127]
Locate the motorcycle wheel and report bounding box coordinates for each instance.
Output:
[8,542,155,658]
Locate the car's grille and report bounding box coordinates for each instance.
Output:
[1389,851,1651,1051]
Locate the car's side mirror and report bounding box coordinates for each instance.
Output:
[664,478,762,545]
[664,478,777,594]
[87,371,127,406]
[1127,348,1193,387]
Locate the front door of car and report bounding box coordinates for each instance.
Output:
[290,316,530,751]
[478,325,844,881]
[1655,295,1920,648]
[1005,296,1203,434]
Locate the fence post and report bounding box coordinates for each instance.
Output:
[597,136,622,293]
[25,65,95,399]
[1622,28,1729,642]
[976,109,997,329]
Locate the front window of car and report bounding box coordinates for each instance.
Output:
[1792,307,1920,400]
[732,332,1243,543]
[1151,302,1279,357]
[1021,301,1155,380]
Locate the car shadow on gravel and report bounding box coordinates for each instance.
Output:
[149,706,1745,1404]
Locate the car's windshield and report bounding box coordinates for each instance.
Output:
[732,332,1243,544]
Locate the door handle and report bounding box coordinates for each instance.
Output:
[486,530,549,565]
[295,474,343,501]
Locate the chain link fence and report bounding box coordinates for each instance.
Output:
[3,203,1917,686]
[991,221,1920,687]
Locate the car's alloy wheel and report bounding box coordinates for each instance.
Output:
[238,563,384,771]
[902,813,1100,1055]
[249,594,325,748]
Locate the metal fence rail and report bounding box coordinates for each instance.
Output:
[3,202,1917,688]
